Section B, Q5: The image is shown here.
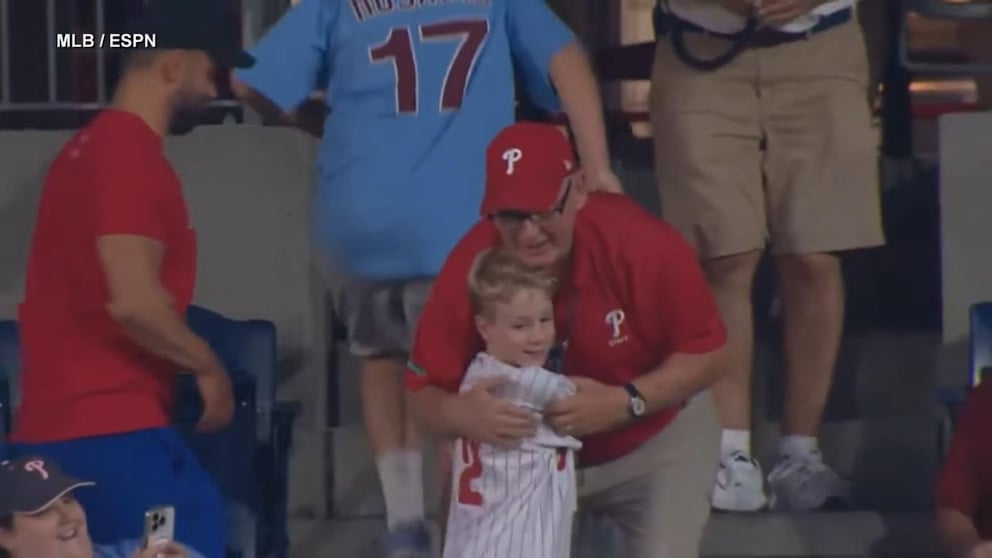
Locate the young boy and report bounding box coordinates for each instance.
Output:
[442,249,580,558]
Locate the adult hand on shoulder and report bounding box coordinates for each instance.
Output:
[444,376,538,449]
[580,168,624,194]
[967,541,992,558]
[131,541,188,558]
[545,377,629,437]
[195,357,235,433]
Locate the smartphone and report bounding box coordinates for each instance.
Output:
[142,505,176,549]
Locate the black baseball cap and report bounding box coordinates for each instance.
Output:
[125,0,255,69]
[0,457,95,516]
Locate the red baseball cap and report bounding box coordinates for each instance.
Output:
[480,122,576,216]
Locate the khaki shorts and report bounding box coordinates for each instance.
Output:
[651,19,885,259]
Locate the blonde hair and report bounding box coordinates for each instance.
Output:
[468,249,558,317]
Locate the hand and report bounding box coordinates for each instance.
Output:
[194,359,235,433]
[757,0,818,26]
[132,541,188,558]
[444,376,539,449]
[579,168,624,194]
[967,542,992,558]
[545,377,629,437]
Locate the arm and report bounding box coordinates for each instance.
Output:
[548,43,611,178]
[628,220,728,412]
[88,145,223,378]
[938,508,982,558]
[507,0,614,183]
[97,235,221,375]
[230,0,333,138]
[631,350,725,415]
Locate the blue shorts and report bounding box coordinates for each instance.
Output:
[7,427,226,558]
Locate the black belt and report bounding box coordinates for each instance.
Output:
[653,5,852,70]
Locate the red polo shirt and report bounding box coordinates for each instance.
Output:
[11,110,197,443]
[936,380,992,539]
[406,193,726,466]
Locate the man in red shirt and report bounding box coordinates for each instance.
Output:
[936,380,992,558]
[6,1,251,556]
[406,122,728,558]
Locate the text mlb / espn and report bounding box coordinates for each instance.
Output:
[56,33,156,49]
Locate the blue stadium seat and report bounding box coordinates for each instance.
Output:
[0,320,18,457]
[937,302,992,455]
[182,305,298,558]
[969,302,992,386]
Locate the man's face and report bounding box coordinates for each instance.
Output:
[0,496,92,558]
[166,50,220,134]
[491,176,587,271]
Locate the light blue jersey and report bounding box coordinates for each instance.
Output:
[234,0,575,281]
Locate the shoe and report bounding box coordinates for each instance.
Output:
[381,520,432,558]
[711,451,768,512]
[767,450,851,512]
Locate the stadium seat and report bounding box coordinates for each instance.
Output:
[0,320,18,456]
[181,305,299,558]
[936,302,992,455]
[969,302,992,387]
[0,309,298,558]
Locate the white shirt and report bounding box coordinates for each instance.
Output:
[459,352,582,452]
[663,0,856,34]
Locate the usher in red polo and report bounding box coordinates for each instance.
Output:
[12,110,196,443]
[936,380,992,539]
[406,193,726,466]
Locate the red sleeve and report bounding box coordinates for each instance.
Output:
[935,383,992,515]
[405,224,495,393]
[627,218,727,356]
[89,129,172,241]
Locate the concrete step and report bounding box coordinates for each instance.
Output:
[328,413,941,518]
[287,511,942,558]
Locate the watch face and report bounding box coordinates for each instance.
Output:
[631,397,646,417]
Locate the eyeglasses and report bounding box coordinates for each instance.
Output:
[488,176,574,230]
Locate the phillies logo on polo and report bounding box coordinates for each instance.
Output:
[502,148,523,175]
[605,309,629,347]
[25,460,50,480]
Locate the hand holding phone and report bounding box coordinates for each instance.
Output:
[142,506,176,549]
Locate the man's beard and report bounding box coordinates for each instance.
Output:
[168,93,210,136]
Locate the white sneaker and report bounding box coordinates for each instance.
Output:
[767,450,851,512]
[711,451,768,512]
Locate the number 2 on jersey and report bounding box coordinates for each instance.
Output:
[369,19,489,115]
[456,439,483,506]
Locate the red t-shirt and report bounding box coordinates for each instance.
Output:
[936,380,992,539]
[406,193,726,466]
[11,110,197,443]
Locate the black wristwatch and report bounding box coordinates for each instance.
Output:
[622,382,647,418]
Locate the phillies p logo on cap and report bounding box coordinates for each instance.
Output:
[502,148,523,175]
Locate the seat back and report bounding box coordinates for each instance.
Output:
[0,321,19,440]
[185,305,278,438]
[969,302,992,386]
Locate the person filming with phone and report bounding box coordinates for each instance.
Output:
[0,457,203,558]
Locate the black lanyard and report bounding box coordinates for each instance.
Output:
[545,287,578,375]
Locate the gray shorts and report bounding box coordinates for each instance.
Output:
[324,264,433,358]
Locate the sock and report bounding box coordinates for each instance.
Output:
[377,450,425,529]
[720,429,752,460]
[778,435,819,461]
